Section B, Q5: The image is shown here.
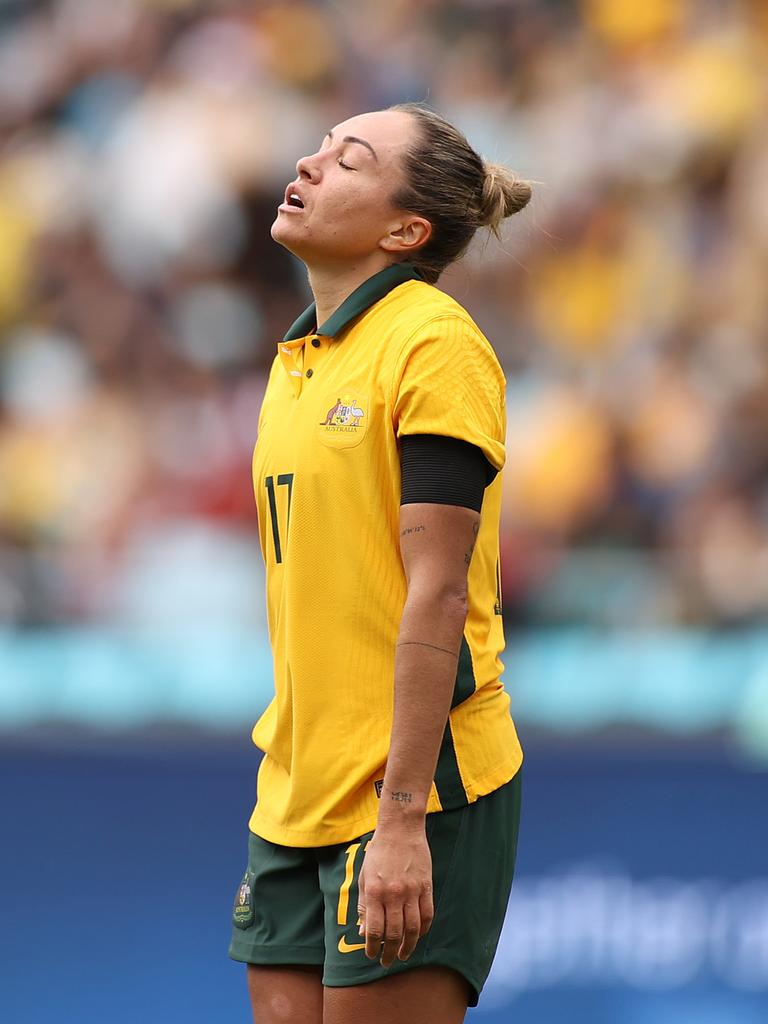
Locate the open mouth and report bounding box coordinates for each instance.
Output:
[279,183,306,215]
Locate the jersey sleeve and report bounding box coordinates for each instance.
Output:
[392,315,506,472]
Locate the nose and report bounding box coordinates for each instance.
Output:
[296,151,321,182]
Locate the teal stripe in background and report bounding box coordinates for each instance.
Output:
[0,627,273,729]
[2,628,768,760]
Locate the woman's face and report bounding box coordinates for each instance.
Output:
[271,110,426,266]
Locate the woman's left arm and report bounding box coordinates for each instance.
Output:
[357,499,480,969]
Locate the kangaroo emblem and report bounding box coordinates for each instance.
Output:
[320,398,342,425]
[318,393,367,442]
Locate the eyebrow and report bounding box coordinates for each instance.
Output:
[326,129,378,162]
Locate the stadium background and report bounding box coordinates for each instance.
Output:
[1,1,767,1021]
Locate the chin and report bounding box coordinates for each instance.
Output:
[270,215,287,243]
[271,215,304,255]
[273,227,324,270]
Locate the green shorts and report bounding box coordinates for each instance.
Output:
[228,770,521,1007]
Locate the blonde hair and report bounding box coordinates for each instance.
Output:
[389,103,532,283]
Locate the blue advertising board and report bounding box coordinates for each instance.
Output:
[481,749,768,1023]
[1,739,765,1023]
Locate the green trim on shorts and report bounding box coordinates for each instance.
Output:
[229,770,522,1008]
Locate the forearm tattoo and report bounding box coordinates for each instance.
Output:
[396,640,458,657]
[390,791,413,804]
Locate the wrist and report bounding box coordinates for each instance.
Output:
[375,786,428,834]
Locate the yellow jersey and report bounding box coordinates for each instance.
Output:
[249,262,523,846]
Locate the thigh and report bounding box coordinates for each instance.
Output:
[247,964,323,1024]
[323,965,468,1024]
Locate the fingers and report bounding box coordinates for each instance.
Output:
[380,904,404,969]
[360,883,405,967]
[363,897,386,961]
[418,885,434,937]
[356,849,434,968]
[397,900,421,961]
[360,891,430,966]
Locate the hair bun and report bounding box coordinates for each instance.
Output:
[479,162,532,235]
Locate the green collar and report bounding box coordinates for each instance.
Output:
[283,262,423,341]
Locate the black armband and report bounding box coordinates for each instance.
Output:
[399,434,497,513]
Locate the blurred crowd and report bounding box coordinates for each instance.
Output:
[1,0,767,630]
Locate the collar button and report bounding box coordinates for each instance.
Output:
[311,337,321,348]
[305,368,314,378]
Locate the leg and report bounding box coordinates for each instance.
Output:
[323,966,469,1024]
[247,964,324,1024]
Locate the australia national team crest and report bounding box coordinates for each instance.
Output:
[232,872,255,929]
[317,392,369,449]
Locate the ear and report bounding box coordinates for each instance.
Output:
[380,215,432,256]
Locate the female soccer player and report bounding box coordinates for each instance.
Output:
[229,103,530,1024]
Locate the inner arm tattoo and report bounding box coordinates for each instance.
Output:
[400,523,426,537]
[464,521,480,565]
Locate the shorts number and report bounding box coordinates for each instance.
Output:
[264,473,294,563]
[337,842,362,926]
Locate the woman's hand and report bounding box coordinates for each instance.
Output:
[357,826,435,968]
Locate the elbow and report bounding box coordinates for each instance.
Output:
[407,577,468,621]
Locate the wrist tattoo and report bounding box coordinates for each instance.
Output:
[390,791,413,804]
[396,640,458,657]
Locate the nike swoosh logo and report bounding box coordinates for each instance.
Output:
[338,936,366,954]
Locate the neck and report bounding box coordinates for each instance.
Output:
[307,255,392,330]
